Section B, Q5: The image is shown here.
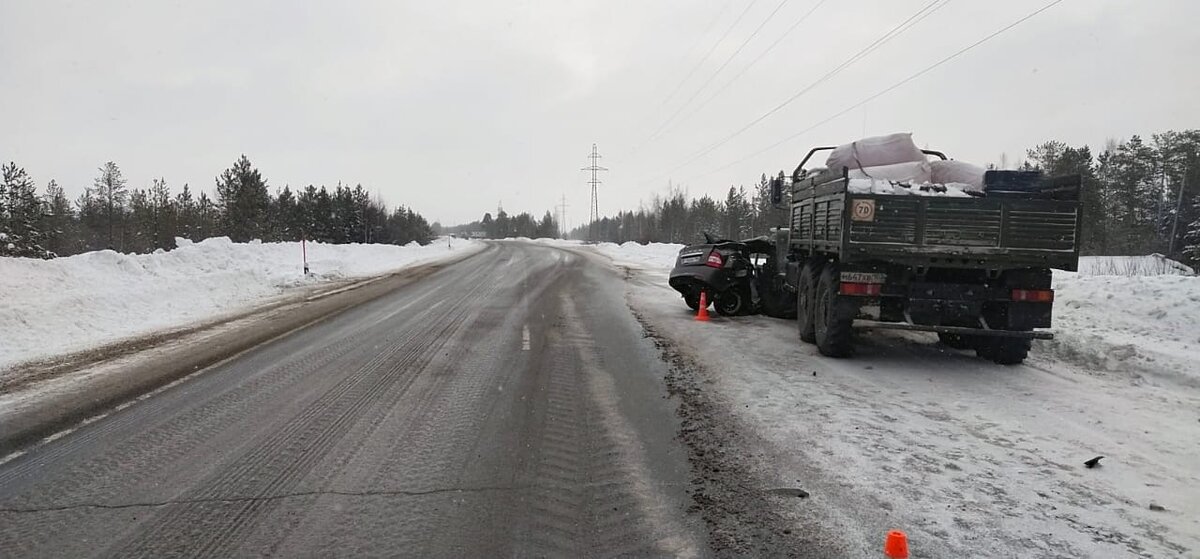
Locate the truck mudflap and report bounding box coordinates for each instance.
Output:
[851,320,1054,340]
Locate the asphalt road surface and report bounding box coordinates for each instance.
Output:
[0,242,708,558]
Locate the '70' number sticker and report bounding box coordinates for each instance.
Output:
[851,198,876,222]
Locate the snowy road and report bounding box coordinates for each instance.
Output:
[4,240,1197,558]
[615,253,1200,558]
[0,242,719,557]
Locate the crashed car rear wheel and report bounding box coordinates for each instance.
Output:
[714,288,749,316]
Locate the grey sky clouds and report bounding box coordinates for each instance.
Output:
[2,0,1197,226]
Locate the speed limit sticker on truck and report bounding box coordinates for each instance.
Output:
[851,198,875,222]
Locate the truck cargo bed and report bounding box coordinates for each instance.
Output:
[789,175,1081,271]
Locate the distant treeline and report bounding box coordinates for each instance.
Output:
[0,155,436,259]
[568,130,1200,265]
[446,210,559,239]
[565,173,788,245]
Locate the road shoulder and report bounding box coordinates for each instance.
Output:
[0,247,489,456]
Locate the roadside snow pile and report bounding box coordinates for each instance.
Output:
[1038,271,1200,385]
[1077,254,1195,277]
[591,241,683,270]
[0,236,479,369]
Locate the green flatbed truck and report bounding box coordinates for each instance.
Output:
[759,146,1082,364]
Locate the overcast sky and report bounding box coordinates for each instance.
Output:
[2,0,1197,227]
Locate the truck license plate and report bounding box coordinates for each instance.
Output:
[841,272,886,284]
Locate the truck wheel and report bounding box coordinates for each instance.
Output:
[938,332,972,350]
[796,262,818,343]
[684,293,705,311]
[714,288,748,316]
[814,264,854,357]
[976,337,1031,365]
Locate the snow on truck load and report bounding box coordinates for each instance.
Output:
[754,133,1082,364]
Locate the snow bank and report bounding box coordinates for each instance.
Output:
[1077,254,1195,277]
[591,241,683,270]
[0,236,480,369]
[1039,271,1200,384]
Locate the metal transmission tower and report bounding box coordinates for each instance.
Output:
[556,193,569,238]
[581,144,607,243]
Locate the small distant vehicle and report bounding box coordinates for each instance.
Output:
[668,233,757,316]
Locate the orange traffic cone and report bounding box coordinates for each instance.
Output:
[695,291,710,321]
[884,530,909,559]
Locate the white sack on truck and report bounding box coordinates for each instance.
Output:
[930,159,986,193]
[825,132,925,173]
[846,160,932,183]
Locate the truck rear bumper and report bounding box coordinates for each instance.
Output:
[852,320,1053,340]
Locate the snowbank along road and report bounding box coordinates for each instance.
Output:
[0,242,724,557]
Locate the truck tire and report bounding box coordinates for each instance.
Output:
[796,261,818,343]
[938,332,972,350]
[814,264,854,357]
[977,337,1031,365]
[684,293,707,311]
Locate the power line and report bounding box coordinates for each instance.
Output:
[637,0,948,186]
[645,0,793,143]
[638,0,762,144]
[655,0,828,141]
[654,0,736,109]
[685,0,1065,182]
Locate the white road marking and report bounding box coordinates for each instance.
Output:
[522,325,531,351]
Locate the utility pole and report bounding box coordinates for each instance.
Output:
[556,193,569,238]
[582,144,607,243]
[1168,162,1189,256]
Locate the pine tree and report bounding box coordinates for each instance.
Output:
[724,186,743,240]
[76,187,104,251]
[1,162,50,258]
[481,213,494,238]
[197,192,218,240]
[41,180,74,256]
[273,186,300,241]
[149,177,174,250]
[215,155,269,242]
[1152,130,1200,258]
[1185,200,1200,265]
[174,184,197,241]
[495,210,510,238]
[94,161,127,250]
[536,211,557,238]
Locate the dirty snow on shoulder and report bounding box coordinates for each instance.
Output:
[0,236,480,370]
[596,241,1200,557]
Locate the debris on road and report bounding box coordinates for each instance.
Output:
[766,487,810,499]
